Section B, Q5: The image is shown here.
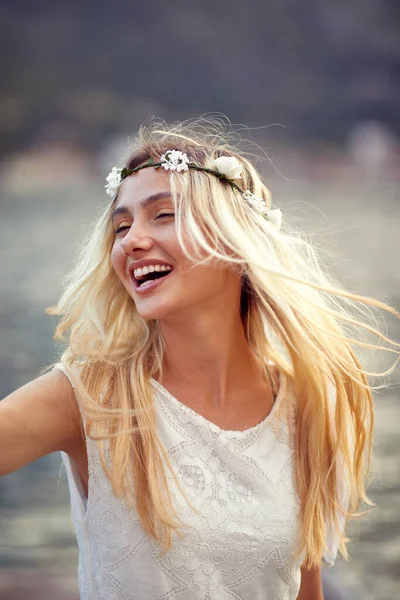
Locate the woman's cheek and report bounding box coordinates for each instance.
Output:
[110,242,124,279]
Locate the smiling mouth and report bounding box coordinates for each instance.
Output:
[133,268,173,288]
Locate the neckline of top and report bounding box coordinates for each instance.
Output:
[150,368,285,437]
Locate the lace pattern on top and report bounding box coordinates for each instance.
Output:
[55,363,342,600]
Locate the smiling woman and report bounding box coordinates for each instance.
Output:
[1,116,399,600]
[108,162,254,324]
[110,185,177,296]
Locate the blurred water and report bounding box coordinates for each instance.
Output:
[0,170,399,599]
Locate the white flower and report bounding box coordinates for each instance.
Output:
[243,190,266,213]
[160,150,190,172]
[105,167,122,198]
[265,208,283,231]
[243,190,282,231]
[212,156,243,180]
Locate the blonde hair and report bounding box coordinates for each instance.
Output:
[47,116,400,568]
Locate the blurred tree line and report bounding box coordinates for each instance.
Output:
[0,0,399,158]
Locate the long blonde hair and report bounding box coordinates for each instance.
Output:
[47,116,400,568]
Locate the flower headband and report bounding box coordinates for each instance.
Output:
[105,150,282,231]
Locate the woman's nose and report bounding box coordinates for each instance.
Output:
[121,223,154,255]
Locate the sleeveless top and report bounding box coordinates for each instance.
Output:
[55,363,343,600]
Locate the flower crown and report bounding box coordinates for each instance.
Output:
[105,150,282,231]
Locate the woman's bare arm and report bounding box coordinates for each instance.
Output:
[297,566,324,600]
[0,369,82,476]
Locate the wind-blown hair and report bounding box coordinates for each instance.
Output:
[47,116,399,568]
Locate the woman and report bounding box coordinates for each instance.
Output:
[1,117,399,600]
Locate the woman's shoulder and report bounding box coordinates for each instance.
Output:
[52,361,85,388]
[51,362,86,446]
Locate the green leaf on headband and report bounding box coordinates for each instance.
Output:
[120,167,133,180]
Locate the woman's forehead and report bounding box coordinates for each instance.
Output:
[115,167,172,210]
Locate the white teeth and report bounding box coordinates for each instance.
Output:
[133,264,173,279]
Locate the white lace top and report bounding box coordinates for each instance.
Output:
[55,363,342,600]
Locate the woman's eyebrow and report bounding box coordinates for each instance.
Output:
[111,191,172,221]
[139,191,172,208]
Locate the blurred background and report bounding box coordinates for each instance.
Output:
[0,1,399,599]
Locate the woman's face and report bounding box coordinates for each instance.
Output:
[110,166,242,321]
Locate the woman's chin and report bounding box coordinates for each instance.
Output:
[134,298,179,322]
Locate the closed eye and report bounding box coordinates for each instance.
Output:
[114,213,174,234]
[156,213,174,219]
[114,225,130,234]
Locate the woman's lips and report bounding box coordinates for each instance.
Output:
[132,269,174,294]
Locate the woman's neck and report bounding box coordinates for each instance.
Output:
[156,311,268,411]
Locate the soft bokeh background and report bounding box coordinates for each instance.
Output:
[0,1,399,599]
